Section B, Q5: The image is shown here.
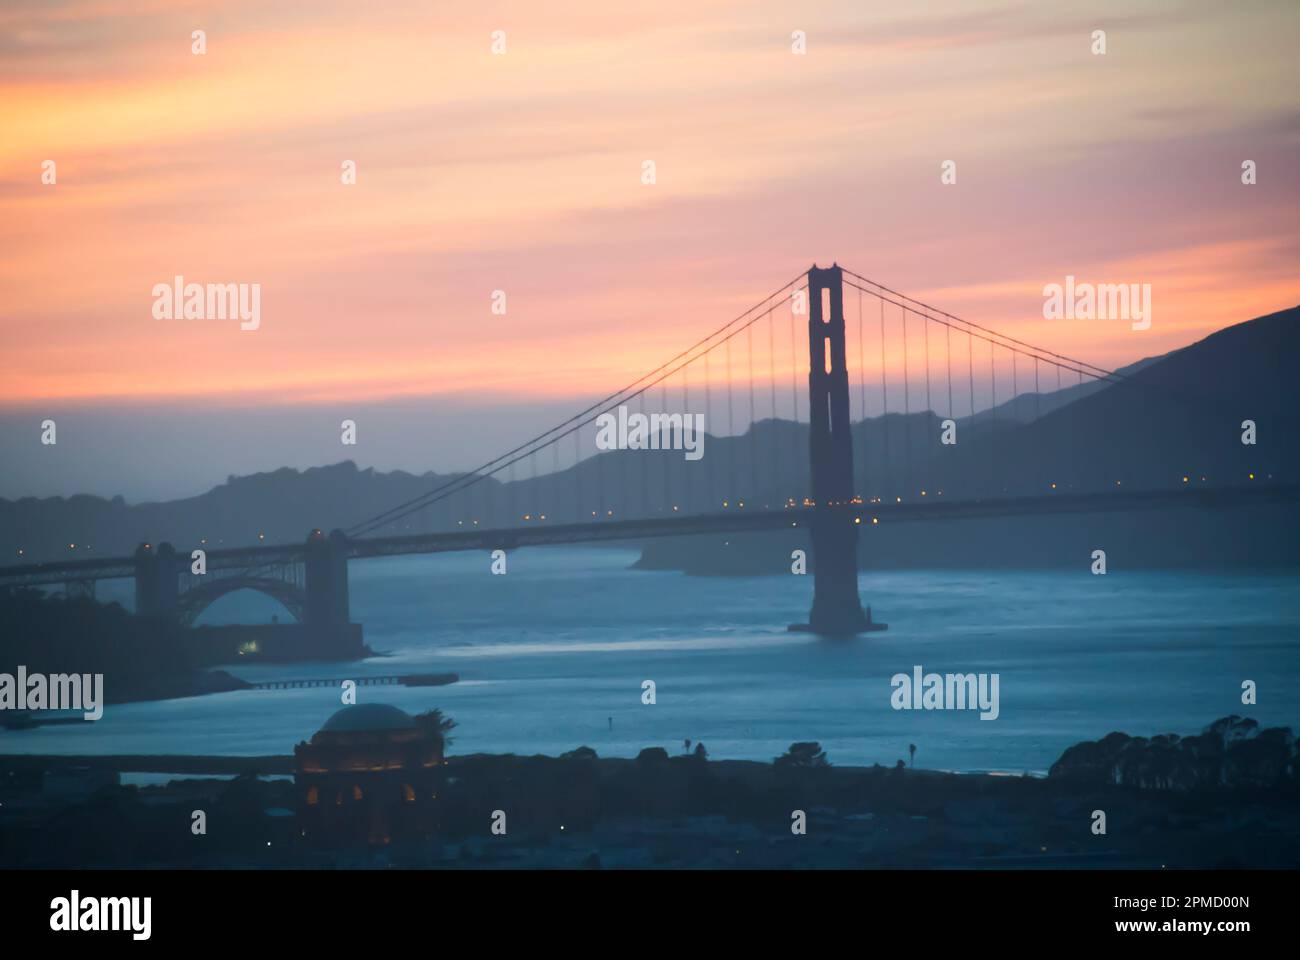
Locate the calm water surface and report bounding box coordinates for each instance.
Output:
[9,548,1300,774]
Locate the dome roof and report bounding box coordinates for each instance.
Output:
[319,703,415,733]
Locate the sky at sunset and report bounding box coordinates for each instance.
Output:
[1,0,1297,499]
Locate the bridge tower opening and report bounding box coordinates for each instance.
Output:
[792,264,887,635]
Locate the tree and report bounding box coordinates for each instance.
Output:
[774,742,829,769]
[560,746,598,761]
[909,743,916,768]
[413,709,457,750]
[693,743,708,760]
[637,746,670,764]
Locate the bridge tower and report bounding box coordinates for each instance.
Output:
[794,264,886,635]
[133,541,179,619]
[303,529,363,657]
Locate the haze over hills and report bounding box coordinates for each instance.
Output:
[2,305,1296,568]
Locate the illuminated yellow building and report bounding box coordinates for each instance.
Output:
[293,703,449,846]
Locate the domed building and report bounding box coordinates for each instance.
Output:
[294,703,452,846]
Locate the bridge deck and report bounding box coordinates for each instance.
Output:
[1,481,1296,586]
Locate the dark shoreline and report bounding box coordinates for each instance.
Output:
[3,715,1297,868]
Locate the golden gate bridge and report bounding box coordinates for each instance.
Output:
[2,264,1294,648]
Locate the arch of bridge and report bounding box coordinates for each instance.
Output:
[176,576,306,627]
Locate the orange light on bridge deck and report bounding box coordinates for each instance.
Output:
[672,505,679,511]
[854,517,861,524]
[1248,473,1255,480]
[1182,476,1189,483]
[872,517,879,525]
[1050,483,1057,489]
[920,490,927,497]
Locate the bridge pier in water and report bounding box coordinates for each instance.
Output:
[131,531,365,661]
[302,528,365,659]
[791,264,886,636]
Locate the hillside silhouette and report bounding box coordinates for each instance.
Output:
[2,304,1296,567]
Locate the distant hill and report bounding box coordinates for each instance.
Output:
[2,305,1296,566]
[957,354,1161,426]
[0,462,495,565]
[937,304,1299,497]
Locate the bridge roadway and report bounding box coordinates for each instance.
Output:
[2,480,1296,588]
